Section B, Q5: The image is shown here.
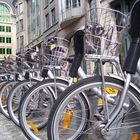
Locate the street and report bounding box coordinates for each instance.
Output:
[0,113,27,140]
[0,111,140,140]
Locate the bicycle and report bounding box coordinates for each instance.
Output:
[0,56,21,118]
[0,50,42,118]
[18,34,96,140]
[7,49,49,125]
[7,68,59,126]
[46,5,140,140]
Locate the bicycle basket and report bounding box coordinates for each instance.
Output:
[44,37,69,69]
[85,7,127,61]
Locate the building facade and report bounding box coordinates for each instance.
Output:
[13,0,59,54]
[12,0,137,49]
[58,0,88,37]
[13,0,28,53]
[43,0,59,37]
[13,0,89,52]
[0,1,17,61]
[13,0,136,75]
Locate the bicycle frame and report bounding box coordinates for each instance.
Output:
[104,0,140,129]
[46,66,92,117]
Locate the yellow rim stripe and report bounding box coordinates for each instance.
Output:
[27,121,39,134]
[63,110,72,129]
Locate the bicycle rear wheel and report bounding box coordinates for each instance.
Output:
[47,76,140,140]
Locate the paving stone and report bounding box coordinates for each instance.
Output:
[0,113,27,140]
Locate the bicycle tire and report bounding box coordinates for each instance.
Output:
[19,78,69,140]
[7,79,38,126]
[0,80,19,118]
[47,76,140,140]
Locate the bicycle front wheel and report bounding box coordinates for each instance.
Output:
[47,76,140,140]
[7,79,38,126]
[0,80,18,118]
[19,79,68,140]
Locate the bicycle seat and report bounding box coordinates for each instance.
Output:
[129,0,140,38]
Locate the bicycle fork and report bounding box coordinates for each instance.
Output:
[105,73,131,129]
[89,71,132,130]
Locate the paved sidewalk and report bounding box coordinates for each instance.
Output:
[0,113,27,140]
[0,112,92,140]
[0,110,137,140]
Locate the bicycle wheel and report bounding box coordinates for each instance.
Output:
[7,79,38,126]
[0,80,18,118]
[0,81,6,89]
[19,79,68,140]
[47,76,140,140]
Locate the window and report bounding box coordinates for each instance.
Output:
[0,26,5,32]
[16,6,18,15]
[19,3,23,14]
[0,4,12,23]
[45,14,49,29]
[16,3,23,15]
[6,26,11,32]
[66,0,81,9]
[66,0,71,9]
[72,0,81,7]
[19,19,23,31]
[0,37,5,43]
[78,0,81,6]
[73,0,77,7]
[0,48,5,54]
[0,26,4,32]
[6,48,12,54]
[51,8,56,25]
[0,4,10,14]
[6,37,11,43]
[16,21,19,32]
[20,36,24,48]
[28,0,41,42]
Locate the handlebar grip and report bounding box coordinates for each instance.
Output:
[123,38,140,74]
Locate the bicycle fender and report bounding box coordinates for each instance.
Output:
[109,74,140,94]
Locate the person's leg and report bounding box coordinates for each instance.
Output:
[69,30,85,77]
